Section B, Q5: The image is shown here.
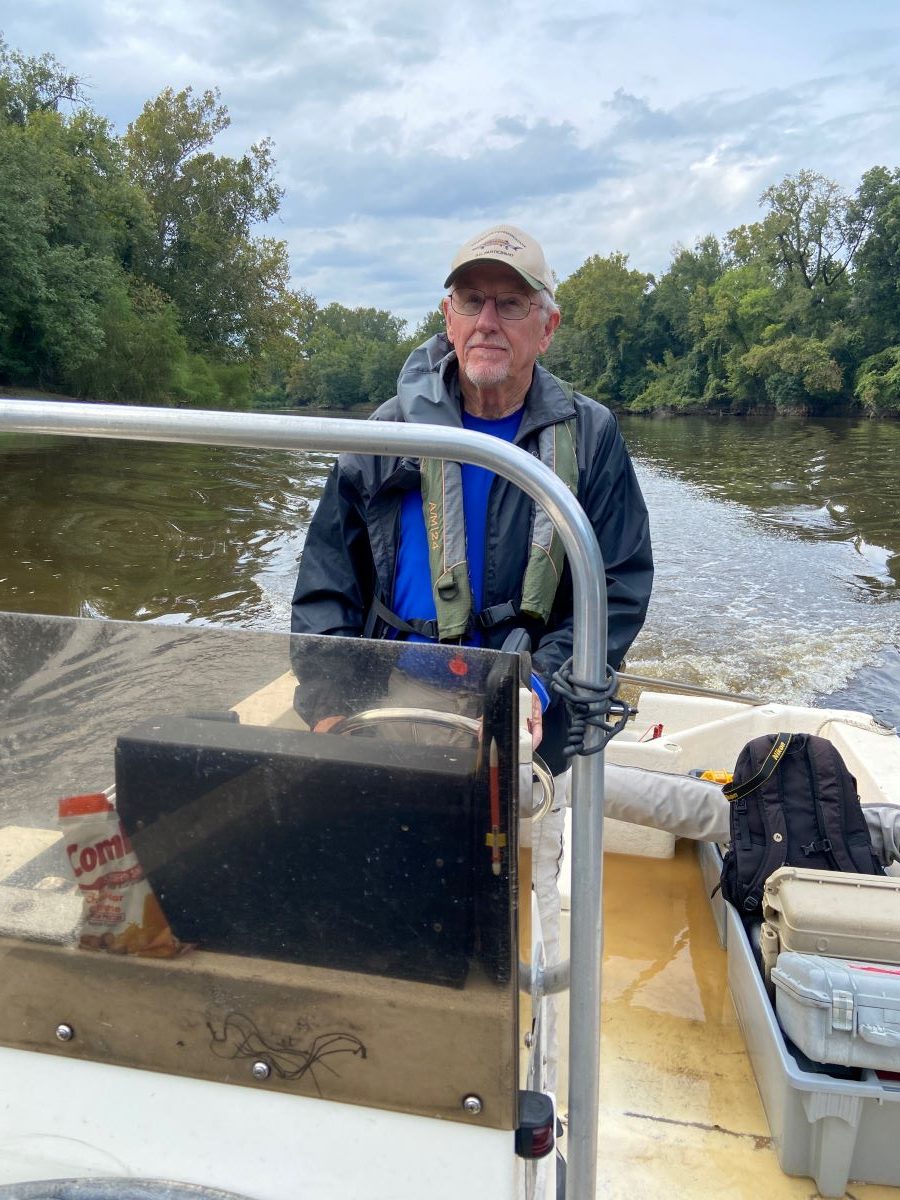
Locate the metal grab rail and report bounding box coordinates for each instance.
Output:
[0,397,608,1200]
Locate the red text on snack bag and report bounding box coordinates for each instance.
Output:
[66,828,136,878]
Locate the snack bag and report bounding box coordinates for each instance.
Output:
[59,792,183,957]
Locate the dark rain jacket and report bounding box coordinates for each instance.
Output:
[290,334,653,774]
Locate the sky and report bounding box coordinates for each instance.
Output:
[3,0,900,328]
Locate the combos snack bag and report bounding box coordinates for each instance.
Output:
[59,792,183,957]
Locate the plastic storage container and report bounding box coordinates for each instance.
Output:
[727,901,900,1197]
[772,952,900,1072]
[762,865,900,964]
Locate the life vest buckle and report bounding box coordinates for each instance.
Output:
[477,601,518,630]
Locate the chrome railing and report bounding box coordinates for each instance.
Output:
[0,397,608,1200]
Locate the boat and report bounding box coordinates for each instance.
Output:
[562,690,900,1198]
[1,398,899,1199]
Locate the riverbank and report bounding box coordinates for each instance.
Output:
[5,383,900,424]
[0,386,82,402]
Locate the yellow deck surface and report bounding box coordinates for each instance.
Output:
[584,844,897,1199]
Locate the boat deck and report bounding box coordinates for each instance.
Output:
[579,843,897,1198]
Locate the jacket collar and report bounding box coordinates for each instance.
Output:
[517,363,577,443]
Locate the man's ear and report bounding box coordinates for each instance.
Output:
[539,308,560,354]
[441,296,454,345]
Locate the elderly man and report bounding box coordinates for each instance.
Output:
[291,223,653,1081]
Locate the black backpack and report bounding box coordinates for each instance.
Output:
[719,731,884,917]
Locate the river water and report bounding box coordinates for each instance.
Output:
[1,412,898,723]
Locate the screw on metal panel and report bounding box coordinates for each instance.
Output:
[252,1060,271,1080]
[55,1024,74,1042]
[524,1031,534,1049]
[462,1095,483,1115]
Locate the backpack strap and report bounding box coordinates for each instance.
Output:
[723,732,792,802]
[725,732,793,914]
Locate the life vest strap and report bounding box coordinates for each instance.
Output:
[368,596,521,642]
[369,596,440,641]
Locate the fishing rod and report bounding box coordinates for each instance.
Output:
[616,671,769,707]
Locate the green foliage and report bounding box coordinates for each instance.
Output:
[854,347,900,416]
[618,169,899,417]
[123,86,291,361]
[630,352,707,413]
[0,40,294,408]
[728,170,872,291]
[646,235,725,353]
[172,354,252,409]
[3,36,900,420]
[280,304,410,409]
[546,252,653,401]
[0,108,120,383]
[0,38,85,124]
[413,308,446,341]
[736,336,843,413]
[69,280,186,403]
[851,167,900,352]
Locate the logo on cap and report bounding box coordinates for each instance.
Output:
[472,232,527,257]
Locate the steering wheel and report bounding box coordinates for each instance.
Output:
[329,707,555,820]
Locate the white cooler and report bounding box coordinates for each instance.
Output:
[772,952,900,1072]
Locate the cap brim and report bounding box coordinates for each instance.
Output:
[444,259,547,294]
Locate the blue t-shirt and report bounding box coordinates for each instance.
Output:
[392,408,523,637]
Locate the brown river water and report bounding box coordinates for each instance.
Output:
[1,410,898,723]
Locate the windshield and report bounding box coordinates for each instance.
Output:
[0,612,521,1125]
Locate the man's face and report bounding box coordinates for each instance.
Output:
[442,262,559,393]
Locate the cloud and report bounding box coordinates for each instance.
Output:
[4,0,900,326]
[280,116,627,226]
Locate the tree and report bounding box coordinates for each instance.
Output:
[851,166,900,352]
[0,38,86,124]
[546,252,653,402]
[854,347,900,416]
[0,58,122,385]
[411,308,446,342]
[283,303,410,409]
[251,289,319,407]
[630,352,706,413]
[736,335,843,413]
[124,86,291,361]
[729,170,874,292]
[647,235,725,354]
[70,279,190,403]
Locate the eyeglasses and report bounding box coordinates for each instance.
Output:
[449,287,539,321]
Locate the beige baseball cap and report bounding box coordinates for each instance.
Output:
[444,224,555,296]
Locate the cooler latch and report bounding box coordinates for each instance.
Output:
[832,988,854,1032]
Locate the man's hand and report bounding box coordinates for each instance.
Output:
[313,715,344,733]
[528,688,543,751]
